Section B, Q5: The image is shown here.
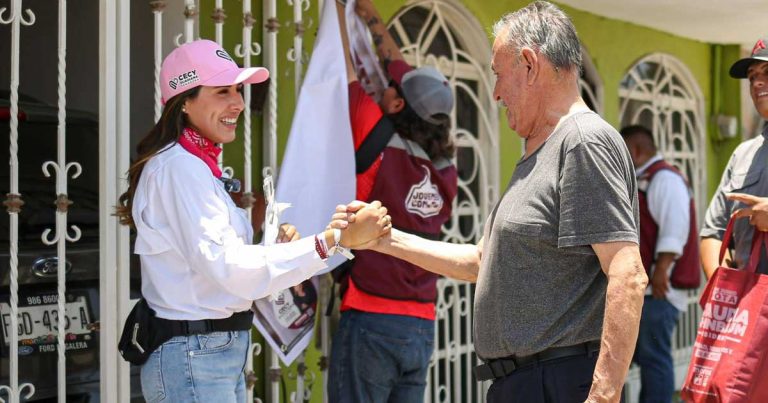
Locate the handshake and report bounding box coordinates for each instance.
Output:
[328,200,391,249]
[275,201,390,251]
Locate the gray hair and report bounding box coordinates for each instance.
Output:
[492,1,582,72]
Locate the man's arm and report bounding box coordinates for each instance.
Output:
[701,237,731,279]
[701,238,722,279]
[700,153,737,278]
[646,171,689,298]
[354,0,405,68]
[651,252,675,298]
[372,228,482,282]
[586,241,648,403]
[337,2,357,84]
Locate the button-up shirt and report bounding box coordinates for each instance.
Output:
[701,126,768,273]
[132,144,327,320]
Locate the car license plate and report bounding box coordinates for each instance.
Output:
[0,294,92,351]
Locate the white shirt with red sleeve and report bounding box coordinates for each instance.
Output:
[132,144,327,320]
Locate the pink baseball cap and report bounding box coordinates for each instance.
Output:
[160,39,269,104]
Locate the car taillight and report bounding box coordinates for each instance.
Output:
[0,107,27,121]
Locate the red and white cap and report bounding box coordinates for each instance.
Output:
[160,39,269,104]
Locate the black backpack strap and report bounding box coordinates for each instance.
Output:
[355,116,395,174]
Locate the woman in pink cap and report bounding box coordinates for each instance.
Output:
[114,39,391,403]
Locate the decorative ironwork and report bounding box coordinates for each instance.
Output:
[1,1,39,402]
[245,338,264,402]
[54,194,72,212]
[239,192,257,209]
[619,54,706,217]
[267,367,283,382]
[151,0,165,121]
[183,3,197,18]
[317,355,328,371]
[237,3,267,401]
[263,0,279,186]
[211,7,226,23]
[148,0,165,12]
[243,11,256,28]
[265,17,281,32]
[181,0,197,44]
[212,0,224,46]
[0,384,35,403]
[0,1,35,26]
[284,2,310,400]
[3,194,24,213]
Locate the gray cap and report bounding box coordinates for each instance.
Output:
[400,66,453,124]
[730,36,768,78]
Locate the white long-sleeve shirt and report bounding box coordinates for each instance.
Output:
[132,144,327,320]
[637,154,690,312]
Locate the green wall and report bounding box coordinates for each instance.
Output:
[201,0,745,211]
[376,1,743,194]
[199,1,745,401]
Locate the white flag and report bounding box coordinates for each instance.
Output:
[275,0,355,272]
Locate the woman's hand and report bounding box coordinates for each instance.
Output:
[327,204,354,231]
[277,223,300,243]
[337,200,391,248]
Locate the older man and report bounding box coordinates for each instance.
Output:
[701,35,768,276]
[343,1,647,401]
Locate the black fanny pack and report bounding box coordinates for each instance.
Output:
[118,299,253,365]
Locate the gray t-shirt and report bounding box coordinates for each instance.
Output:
[474,111,639,359]
[700,128,768,273]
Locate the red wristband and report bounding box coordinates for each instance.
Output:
[314,234,328,260]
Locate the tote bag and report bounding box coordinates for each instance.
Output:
[681,219,768,402]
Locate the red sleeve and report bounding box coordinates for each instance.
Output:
[348,81,384,201]
[348,81,383,149]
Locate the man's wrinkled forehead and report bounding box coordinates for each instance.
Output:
[491,34,513,67]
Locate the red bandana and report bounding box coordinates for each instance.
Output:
[177,127,222,178]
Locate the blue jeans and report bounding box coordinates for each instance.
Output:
[633,296,680,403]
[328,310,435,403]
[140,330,249,403]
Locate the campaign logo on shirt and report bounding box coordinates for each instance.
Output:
[405,166,443,218]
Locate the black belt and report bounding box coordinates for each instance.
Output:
[155,310,254,336]
[474,340,600,382]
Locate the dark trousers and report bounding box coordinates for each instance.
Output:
[487,353,618,403]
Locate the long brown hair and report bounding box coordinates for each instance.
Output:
[115,87,201,228]
[389,103,455,161]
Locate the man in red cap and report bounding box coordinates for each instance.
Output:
[701,36,768,277]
